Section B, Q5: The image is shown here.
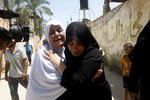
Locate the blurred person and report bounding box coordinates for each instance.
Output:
[0,27,13,79]
[128,20,150,100]
[4,39,29,100]
[120,43,135,100]
[36,35,44,51]
[44,21,112,100]
[24,41,33,65]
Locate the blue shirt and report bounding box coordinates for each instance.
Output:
[25,43,32,52]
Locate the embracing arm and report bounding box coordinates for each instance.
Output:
[53,57,66,75]
[43,50,66,75]
[44,49,103,80]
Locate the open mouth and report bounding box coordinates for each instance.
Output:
[54,38,62,42]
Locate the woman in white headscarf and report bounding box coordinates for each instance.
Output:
[26,19,66,100]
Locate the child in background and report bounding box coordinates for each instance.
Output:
[120,43,135,100]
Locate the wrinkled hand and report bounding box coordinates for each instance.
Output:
[43,50,61,66]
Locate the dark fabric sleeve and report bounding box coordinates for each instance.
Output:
[60,48,101,89]
[128,64,140,94]
[128,36,145,94]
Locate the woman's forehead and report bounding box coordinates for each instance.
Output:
[50,24,61,29]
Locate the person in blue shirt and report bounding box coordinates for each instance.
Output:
[24,41,33,65]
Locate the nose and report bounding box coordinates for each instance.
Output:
[55,31,59,35]
[71,44,79,52]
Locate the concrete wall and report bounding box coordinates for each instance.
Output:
[87,0,150,69]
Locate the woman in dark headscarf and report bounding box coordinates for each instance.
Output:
[44,22,112,100]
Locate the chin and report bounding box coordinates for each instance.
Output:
[72,53,80,57]
[55,44,64,48]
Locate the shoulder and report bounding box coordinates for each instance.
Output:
[89,48,100,56]
[120,55,127,62]
[120,54,124,58]
[120,54,125,59]
[5,49,10,56]
[17,48,26,54]
[85,48,101,59]
[5,48,9,53]
[17,47,23,51]
[36,45,46,54]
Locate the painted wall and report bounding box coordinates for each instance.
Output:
[87,0,150,70]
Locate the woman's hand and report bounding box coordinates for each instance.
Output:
[43,50,61,66]
[43,50,66,75]
[93,48,105,80]
[93,69,103,79]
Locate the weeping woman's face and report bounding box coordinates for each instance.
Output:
[49,24,65,48]
[67,37,85,57]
